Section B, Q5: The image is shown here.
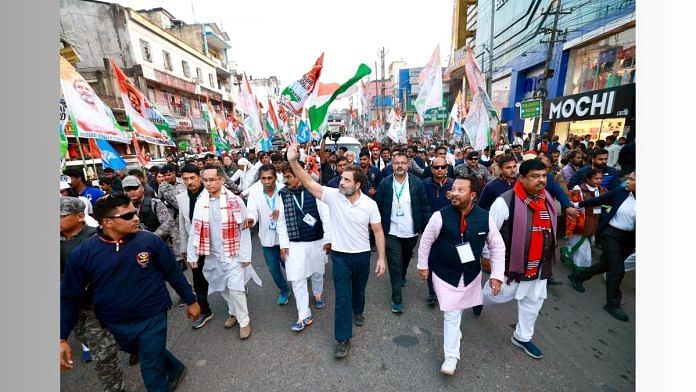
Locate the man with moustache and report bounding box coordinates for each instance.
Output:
[483,159,559,360]
[359,151,382,199]
[285,142,387,359]
[327,156,349,188]
[61,194,199,391]
[417,176,505,375]
[568,149,621,190]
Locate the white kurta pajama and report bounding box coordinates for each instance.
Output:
[277,196,332,321]
[484,196,550,343]
[417,211,506,360]
[187,190,261,328]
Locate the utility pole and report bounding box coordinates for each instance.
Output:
[532,0,569,149]
[486,0,495,97]
[377,47,388,131]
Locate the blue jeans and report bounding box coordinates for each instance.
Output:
[103,312,183,392]
[332,250,370,342]
[262,245,289,295]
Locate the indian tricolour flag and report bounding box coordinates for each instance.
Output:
[308,63,372,131]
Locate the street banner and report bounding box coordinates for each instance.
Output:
[109,58,176,147]
[59,57,130,144]
[280,53,324,116]
[96,139,127,170]
[308,63,372,131]
[414,45,443,125]
[463,94,490,151]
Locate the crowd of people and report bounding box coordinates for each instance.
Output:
[60,127,636,389]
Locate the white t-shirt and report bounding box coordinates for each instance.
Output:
[321,186,381,253]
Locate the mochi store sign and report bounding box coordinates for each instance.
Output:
[543,84,634,121]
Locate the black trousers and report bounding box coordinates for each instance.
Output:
[575,226,635,307]
[385,234,419,305]
[193,255,211,314]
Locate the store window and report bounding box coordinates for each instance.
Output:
[564,27,635,95]
[554,117,627,144]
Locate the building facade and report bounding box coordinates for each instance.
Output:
[59,0,238,161]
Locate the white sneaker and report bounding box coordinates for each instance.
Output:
[440,356,458,376]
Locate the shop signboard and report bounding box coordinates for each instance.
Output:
[175,118,193,132]
[520,99,541,119]
[543,84,634,122]
[191,117,209,132]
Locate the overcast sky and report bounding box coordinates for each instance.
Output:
[106,0,453,88]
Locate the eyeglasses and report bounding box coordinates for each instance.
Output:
[123,186,141,192]
[201,177,221,183]
[105,211,138,221]
[431,165,447,170]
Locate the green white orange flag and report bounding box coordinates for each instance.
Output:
[414,45,443,125]
[238,73,264,149]
[280,53,324,116]
[109,58,175,147]
[59,56,130,144]
[308,63,372,131]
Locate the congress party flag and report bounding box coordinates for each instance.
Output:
[414,45,443,125]
[95,139,127,170]
[238,73,265,149]
[447,91,463,137]
[59,56,130,144]
[280,53,324,116]
[109,58,175,147]
[463,94,490,151]
[297,119,311,144]
[308,63,372,131]
[464,48,499,146]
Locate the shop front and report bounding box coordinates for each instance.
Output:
[542,83,634,144]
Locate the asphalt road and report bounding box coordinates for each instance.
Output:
[61,236,635,392]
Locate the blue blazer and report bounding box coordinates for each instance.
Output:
[578,187,633,234]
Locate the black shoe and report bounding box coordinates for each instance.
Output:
[603,304,629,322]
[472,305,483,316]
[567,274,586,293]
[353,314,365,327]
[168,365,187,391]
[547,276,563,286]
[128,353,139,366]
[425,294,438,307]
[334,340,350,359]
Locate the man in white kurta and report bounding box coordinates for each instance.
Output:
[417,177,506,376]
[187,165,261,339]
[276,166,332,332]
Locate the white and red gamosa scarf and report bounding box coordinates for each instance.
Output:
[191,188,243,257]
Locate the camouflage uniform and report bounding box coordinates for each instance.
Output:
[453,163,494,186]
[156,179,186,260]
[73,308,125,392]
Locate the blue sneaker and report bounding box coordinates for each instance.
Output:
[291,315,313,332]
[391,303,404,313]
[314,298,325,309]
[82,349,92,363]
[511,336,543,359]
[277,292,290,306]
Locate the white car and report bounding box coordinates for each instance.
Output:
[323,136,362,157]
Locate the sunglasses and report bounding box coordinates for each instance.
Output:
[106,211,138,221]
[123,186,141,192]
[468,157,479,161]
[431,165,448,170]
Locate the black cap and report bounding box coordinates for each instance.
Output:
[466,151,480,160]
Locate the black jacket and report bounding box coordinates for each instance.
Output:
[375,174,431,235]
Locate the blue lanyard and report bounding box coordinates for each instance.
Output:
[264,191,277,211]
[393,178,407,203]
[291,191,305,214]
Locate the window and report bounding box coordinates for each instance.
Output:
[196,67,203,83]
[140,39,152,62]
[182,60,190,77]
[209,73,215,88]
[162,51,172,71]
